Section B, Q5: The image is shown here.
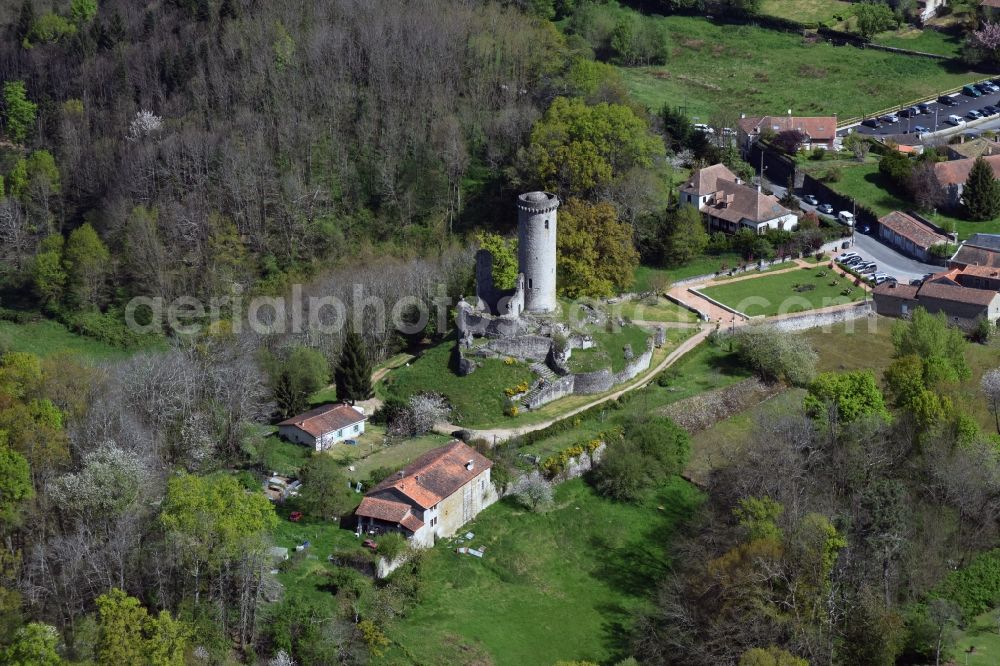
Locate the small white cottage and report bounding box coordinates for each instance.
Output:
[277,403,366,451]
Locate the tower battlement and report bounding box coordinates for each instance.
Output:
[517,191,559,313]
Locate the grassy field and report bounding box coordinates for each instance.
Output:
[0,319,154,362]
[381,341,535,427]
[633,254,745,289]
[825,161,1000,239]
[380,477,703,666]
[760,0,853,24]
[618,16,987,120]
[330,430,453,484]
[699,266,864,317]
[954,609,1000,666]
[873,26,965,58]
[615,296,699,324]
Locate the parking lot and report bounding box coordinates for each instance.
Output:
[841,233,941,284]
[842,79,1000,138]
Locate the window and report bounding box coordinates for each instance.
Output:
[337,429,343,437]
[544,219,549,230]
[430,517,437,527]
[353,424,360,433]
[528,278,533,289]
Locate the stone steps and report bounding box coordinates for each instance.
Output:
[522,362,558,408]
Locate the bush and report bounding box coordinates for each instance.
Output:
[733,324,817,386]
[592,442,648,501]
[823,166,842,183]
[931,548,1000,618]
[376,532,407,562]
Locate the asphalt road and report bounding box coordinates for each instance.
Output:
[767,181,941,283]
[842,82,1000,138]
[839,233,940,283]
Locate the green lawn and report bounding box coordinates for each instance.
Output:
[329,429,453,484]
[799,316,896,373]
[0,319,156,362]
[381,340,535,427]
[633,254,744,289]
[760,0,853,24]
[568,324,651,373]
[615,296,699,323]
[954,609,1000,666]
[617,16,987,120]
[699,266,863,317]
[824,161,1000,240]
[872,26,965,58]
[380,477,703,666]
[260,433,313,476]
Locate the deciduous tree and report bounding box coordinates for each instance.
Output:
[298,455,355,521]
[2,81,36,143]
[556,198,638,298]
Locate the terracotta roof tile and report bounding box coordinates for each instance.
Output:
[737,115,837,142]
[933,155,1000,187]
[878,211,949,250]
[873,282,919,300]
[370,440,492,510]
[278,403,365,438]
[356,496,411,522]
[918,281,1000,306]
[952,244,1000,268]
[680,163,739,196]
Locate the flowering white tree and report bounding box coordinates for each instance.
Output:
[509,471,553,512]
[269,650,297,666]
[968,21,1000,65]
[408,393,450,435]
[127,109,163,141]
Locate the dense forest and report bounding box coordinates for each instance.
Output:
[5,0,999,664]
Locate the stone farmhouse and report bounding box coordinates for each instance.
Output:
[877,211,951,262]
[873,276,1000,331]
[680,164,798,234]
[933,155,1000,209]
[737,114,839,152]
[277,403,366,451]
[354,440,497,548]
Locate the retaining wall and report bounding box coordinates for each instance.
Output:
[572,368,614,394]
[525,375,576,410]
[767,303,873,332]
[612,349,653,385]
[487,334,552,361]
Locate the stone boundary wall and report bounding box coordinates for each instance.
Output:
[767,303,873,333]
[550,443,606,484]
[664,291,708,319]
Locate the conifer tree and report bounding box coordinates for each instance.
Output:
[964,155,1000,221]
[335,327,373,403]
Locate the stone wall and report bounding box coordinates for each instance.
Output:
[767,303,872,333]
[550,443,606,483]
[572,368,614,394]
[525,375,575,409]
[611,348,653,385]
[487,334,552,362]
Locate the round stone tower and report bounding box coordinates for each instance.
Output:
[517,191,560,313]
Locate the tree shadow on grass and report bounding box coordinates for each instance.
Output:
[588,480,704,659]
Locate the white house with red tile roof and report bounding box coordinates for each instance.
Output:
[355,440,498,547]
[679,164,798,234]
[277,403,366,451]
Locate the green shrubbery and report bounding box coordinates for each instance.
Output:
[930,548,1000,618]
[592,416,689,501]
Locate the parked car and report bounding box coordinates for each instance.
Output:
[880,113,898,124]
[914,125,930,133]
[963,84,983,97]
[844,257,865,267]
[838,210,856,226]
[918,102,933,113]
[858,264,878,275]
[861,118,881,129]
[289,511,303,522]
[899,106,919,118]
[968,109,983,120]
[721,127,736,136]
[985,105,1000,116]
[693,123,714,134]
[939,95,959,106]
[837,252,859,263]
[975,83,993,94]
[802,194,818,205]
[948,114,964,126]
[817,203,834,214]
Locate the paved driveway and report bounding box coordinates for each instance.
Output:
[841,233,941,283]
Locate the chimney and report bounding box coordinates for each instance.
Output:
[740,112,746,119]
[465,460,475,471]
[787,109,792,116]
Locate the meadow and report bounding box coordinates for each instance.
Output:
[379,478,703,666]
[617,16,987,120]
[0,319,157,362]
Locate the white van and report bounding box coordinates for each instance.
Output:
[948,114,964,126]
[838,211,856,226]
